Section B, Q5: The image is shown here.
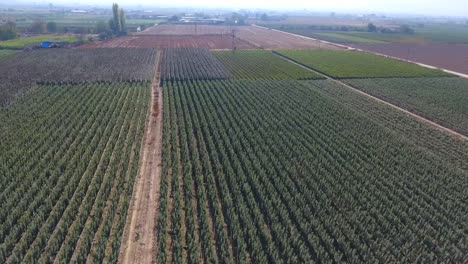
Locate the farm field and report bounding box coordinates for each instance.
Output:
[0,48,156,106]
[316,33,385,43]
[344,77,468,136]
[236,25,339,49]
[276,50,451,78]
[162,48,231,81]
[83,25,340,50]
[2,6,468,262]
[81,35,256,49]
[261,28,387,44]
[157,77,468,263]
[0,35,80,49]
[138,24,234,35]
[344,25,468,44]
[0,81,150,263]
[213,50,323,80]
[350,43,468,75]
[0,50,16,59]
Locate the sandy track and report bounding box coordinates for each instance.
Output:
[119,51,163,264]
[274,52,468,141]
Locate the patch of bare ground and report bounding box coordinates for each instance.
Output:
[119,51,163,264]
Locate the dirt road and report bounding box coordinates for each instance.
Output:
[119,51,163,264]
[274,52,468,141]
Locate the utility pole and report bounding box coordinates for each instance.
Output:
[232,29,236,52]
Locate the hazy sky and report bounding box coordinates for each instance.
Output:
[16,0,468,17]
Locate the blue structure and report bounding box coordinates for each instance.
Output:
[40,41,53,48]
[40,41,62,48]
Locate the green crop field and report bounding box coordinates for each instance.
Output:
[345,77,468,135]
[213,50,323,80]
[0,81,150,263]
[157,77,468,263]
[276,50,450,78]
[2,37,468,263]
[0,35,80,49]
[0,46,157,263]
[317,33,386,43]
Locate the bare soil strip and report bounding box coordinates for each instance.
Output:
[274,52,468,142]
[120,51,163,264]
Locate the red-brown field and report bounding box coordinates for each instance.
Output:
[137,24,233,35]
[236,26,339,50]
[137,24,338,49]
[351,43,468,74]
[81,35,256,49]
[82,25,340,50]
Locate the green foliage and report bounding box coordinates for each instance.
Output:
[0,50,16,59]
[213,50,323,80]
[110,3,126,35]
[317,33,386,43]
[157,78,468,262]
[0,35,80,49]
[30,20,47,34]
[0,21,17,41]
[0,81,150,263]
[368,23,377,32]
[46,21,58,33]
[345,77,468,135]
[277,50,450,78]
[112,3,121,32]
[162,48,230,82]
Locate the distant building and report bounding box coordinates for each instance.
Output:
[71,9,88,13]
[179,17,225,24]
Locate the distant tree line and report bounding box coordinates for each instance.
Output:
[18,3,127,39]
[0,21,16,40]
[367,23,414,34]
[263,23,415,34]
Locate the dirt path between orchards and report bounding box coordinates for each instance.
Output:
[120,50,163,264]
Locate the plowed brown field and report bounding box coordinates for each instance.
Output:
[81,35,256,49]
[351,43,468,74]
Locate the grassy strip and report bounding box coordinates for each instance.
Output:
[0,50,16,59]
[318,33,386,44]
[0,35,80,49]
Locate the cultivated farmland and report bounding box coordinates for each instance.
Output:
[0,50,16,59]
[138,24,234,35]
[157,78,468,263]
[81,35,255,49]
[162,48,231,82]
[236,25,339,49]
[3,7,468,263]
[213,50,323,80]
[0,81,150,263]
[345,77,468,136]
[0,48,156,106]
[350,43,468,75]
[277,50,451,78]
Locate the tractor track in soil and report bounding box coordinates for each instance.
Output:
[119,51,163,264]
